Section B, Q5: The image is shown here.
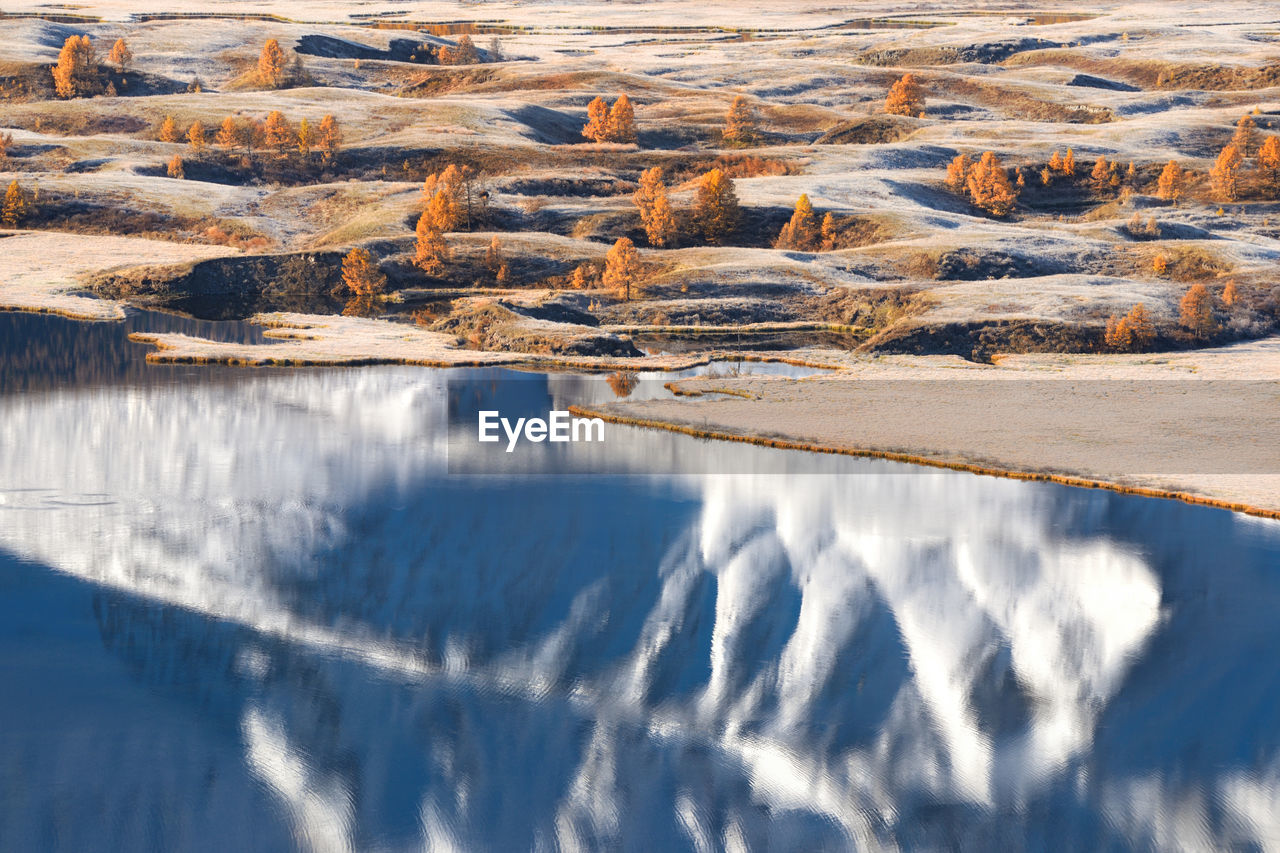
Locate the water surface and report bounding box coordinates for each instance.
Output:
[2,311,1279,852]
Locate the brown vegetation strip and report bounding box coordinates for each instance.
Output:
[566,405,1280,522]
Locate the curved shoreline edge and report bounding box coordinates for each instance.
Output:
[566,404,1280,522]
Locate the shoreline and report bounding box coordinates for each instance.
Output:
[8,276,1280,519]
[567,403,1280,522]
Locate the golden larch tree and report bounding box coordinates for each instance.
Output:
[341,247,387,298]
[884,73,925,117]
[692,168,740,244]
[1210,144,1244,201]
[1062,148,1076,177]
[216,116,238,149]
[1156,160,1184,201]
[582,96,610,143]
[167,154,184,179]
[724,95,757,146]
[414,211,449,275]
[1258,135,1280,192]
[1231,114,1258,157]
[606,95,637,143]
[633,166,677,247]
[775,194,820,251]
[421,164,469,231]
[1105,303,1155,352]
[965,151,1020,217]
[1222,281,1239,307]
[603,236,641,301]
[2,180,30,227]
[440,34,479,65]
[317,115,342,164]
[571,264,594,290]
[107,38,132,74]
[1179,283,1217,337]
[257,38,288,88]
[297,118,315,158]
[187,120,206,152]
[820,212,840,250]
[264,111,293,158]
[52,35,98,99]
[945,153,972,193]
[1090,155,1110,192]
[159,115,180,143]
[1048,150,1064,173]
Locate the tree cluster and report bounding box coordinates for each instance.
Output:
[52,35,103,99]
[946,151,1021,216]
[414,164,483,275]
[582,95,637,144]
[632,167,677,247]
[159,112,342,165]
[1104,303,1155,352]
[774,195,849,252]
[627,167,740,247]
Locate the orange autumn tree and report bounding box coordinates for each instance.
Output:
[1258,135,1280,192]
[1104,303,1155,352]
[1156,160,1184,201]
[632,166,677,248]
[158,115,180,143]
[606,94,636,143]
[317,114,342,164]
[945,153,972,192]
[1090,155,1110,192]
[52,35,99,99]
[187,120,207,152]
[257,38,288,88]
[603,236,641,301]
[2,180,31,227]
[1210,144,1244,201]
[216,116,238,149]
[1222,280,1239,307]
[1179,283,1218,337]
[965,151,1020,216]
[1231,114,1258,157]
[414,211,449,275]
[884,73,925,117]
[296,118,315,158]
[724,95,758,146]
[421,164,470,231]
[775,194,820,250]
[264,110,293,157]
[107,38,132,74]
[582,95,636,143]
[582,96,610,142]
[340,247,387,299]
[692,168,740,244]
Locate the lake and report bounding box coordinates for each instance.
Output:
[2,310,1279,851]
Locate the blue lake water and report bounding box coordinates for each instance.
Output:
[2,311,1280,851]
